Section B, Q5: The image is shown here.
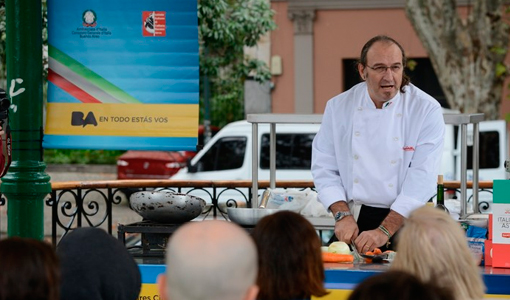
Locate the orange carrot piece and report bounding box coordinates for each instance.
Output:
[373,248,382,255]
[322,252,354,263]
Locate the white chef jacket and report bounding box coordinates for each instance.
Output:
[312,82,445,218]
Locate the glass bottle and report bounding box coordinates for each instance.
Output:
[436,175,450,214]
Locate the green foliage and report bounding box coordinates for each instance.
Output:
[43,149,125,164]
[199,0,275,127]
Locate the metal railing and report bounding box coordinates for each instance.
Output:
[0,179,494,246]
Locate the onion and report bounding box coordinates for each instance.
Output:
[327,241,351,254]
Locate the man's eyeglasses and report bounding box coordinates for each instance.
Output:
[366,64,403,74]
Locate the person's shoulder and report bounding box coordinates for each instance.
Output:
[403,84,441,109]
[327,82,365,106]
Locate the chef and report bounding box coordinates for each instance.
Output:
[311,35,445,253]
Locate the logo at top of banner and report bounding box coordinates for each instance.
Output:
[143,11,166,37]
[82,10,97,27]
[72,10,111,38]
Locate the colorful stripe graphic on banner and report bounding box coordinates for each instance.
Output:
[44,0,199,150]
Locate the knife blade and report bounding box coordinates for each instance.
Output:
[350,239,361,261]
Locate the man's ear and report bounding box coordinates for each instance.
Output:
[243,285,259,300]
[357,63,366,80]
[157,274,168,300]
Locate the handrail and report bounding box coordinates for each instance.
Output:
[50,179,493,190]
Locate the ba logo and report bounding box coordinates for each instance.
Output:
[82,10,97,27]
[71,111,98,127]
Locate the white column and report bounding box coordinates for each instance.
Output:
[288,9,315,114]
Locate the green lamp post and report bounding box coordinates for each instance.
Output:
[1,0,51,239]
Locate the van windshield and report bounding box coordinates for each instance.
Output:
[260,133,315,170]
[195,136,247,171]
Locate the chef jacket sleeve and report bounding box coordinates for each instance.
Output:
[391,105,445,218]
[312,101,348,210]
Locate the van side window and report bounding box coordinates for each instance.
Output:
[195,137,247,171]
[467,131,500,169]
[260,133,315,170]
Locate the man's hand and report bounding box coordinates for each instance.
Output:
[354,229,387,253]
[329,201,359,244]
[334,215,359,244]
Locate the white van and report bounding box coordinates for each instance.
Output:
[171,120,320,208]
[172,120,320,182]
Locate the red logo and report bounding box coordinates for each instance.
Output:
[502,233,510,238]
[142,11,166,37]
[403,146,415,151]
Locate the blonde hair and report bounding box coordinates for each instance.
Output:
[391,206,485,300]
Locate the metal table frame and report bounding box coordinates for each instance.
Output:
[247,113,484,218]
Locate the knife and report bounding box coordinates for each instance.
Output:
[350,239,362,261]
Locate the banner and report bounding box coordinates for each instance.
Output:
[44,0,199,150]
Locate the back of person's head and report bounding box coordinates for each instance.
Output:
[391,206,485,300]
[252,211,328,300]
[348,270,454,300]
[158,220,258,300]
[0,237,60,300]
[56,227,141,300]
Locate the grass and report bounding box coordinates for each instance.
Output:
[43,149,125,165]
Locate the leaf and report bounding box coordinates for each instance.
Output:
[495,63,507,78]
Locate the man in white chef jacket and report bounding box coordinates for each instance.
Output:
[312,35,444,253]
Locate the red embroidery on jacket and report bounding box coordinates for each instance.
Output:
[403,146,415,151]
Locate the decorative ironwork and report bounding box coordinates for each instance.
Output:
[0,179,491,246]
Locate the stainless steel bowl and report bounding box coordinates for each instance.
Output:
[130,191,206,224]
[227,207,281,226]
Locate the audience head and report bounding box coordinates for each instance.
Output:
[0,237,60,300]
[158,220,258,300]
[57,227,141,300]
[252,211,328,300]
[391,206,485,300]
[348,270,454,300]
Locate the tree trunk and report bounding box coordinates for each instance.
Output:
[405,0,509,120]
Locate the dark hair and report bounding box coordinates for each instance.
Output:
[348,270,454,300]
[0,237,60,300]
[358,35,410,93]
[57,227,141,300]
[252,211,328,300]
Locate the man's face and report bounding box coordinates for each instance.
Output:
[358,41,403,108]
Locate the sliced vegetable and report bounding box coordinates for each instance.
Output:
[327,241,351,254]
[322,252,354,263]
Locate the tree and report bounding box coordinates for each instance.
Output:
[199,0,275,127]
[405,0,510,120]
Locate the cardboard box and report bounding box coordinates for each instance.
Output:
[489,214,493,240]
[491,180,510,268]
[485,239,492,266]
[493,244,510,268]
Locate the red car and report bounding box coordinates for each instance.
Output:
[116,125,219,180]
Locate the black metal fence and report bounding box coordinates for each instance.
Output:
[0,180,494,246]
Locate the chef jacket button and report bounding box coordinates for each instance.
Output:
[390,160,396,164]
[355,131,360,136]
[388,184,394,188]
[358,107,363,111]
[354,155,359,160]
[393,137,399,141]
[354,179,359,184]
[396,113,402,117]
